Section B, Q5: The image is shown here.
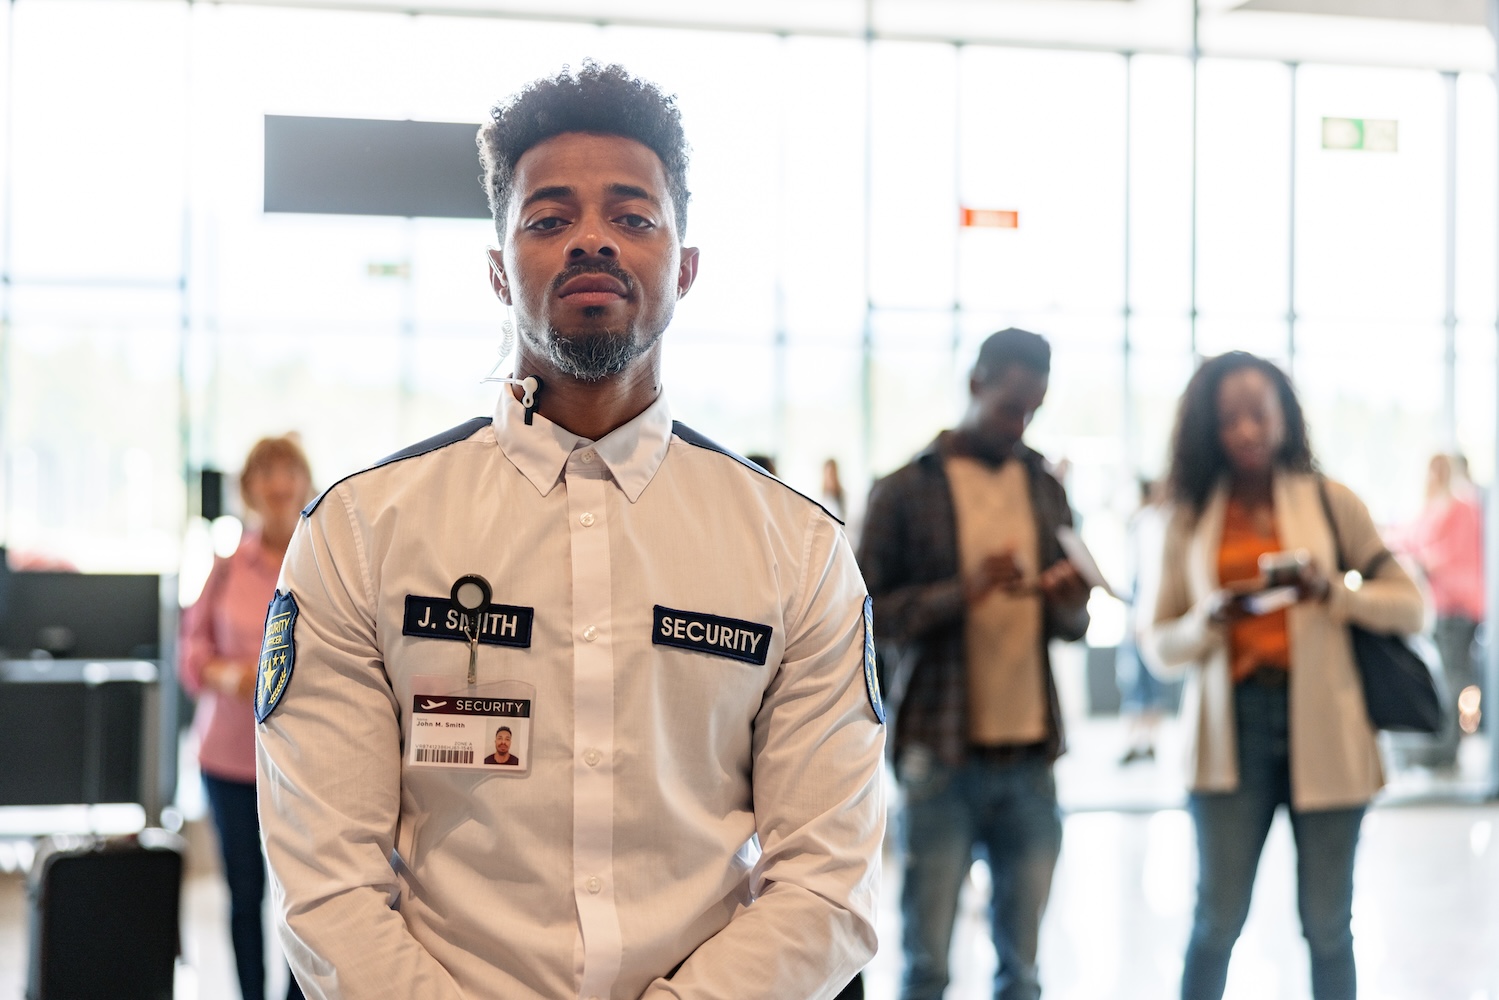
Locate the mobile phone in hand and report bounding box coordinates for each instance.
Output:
[1241,586,1299,616]
[1258,550,1310,589]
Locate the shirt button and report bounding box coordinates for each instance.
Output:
[584,748,602,767]
[579,512,595,527]
[586,875,602,894]
[582,625,599,642]
[580,450,596,464]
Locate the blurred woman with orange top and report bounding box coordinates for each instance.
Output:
[1144,353,1423,1000]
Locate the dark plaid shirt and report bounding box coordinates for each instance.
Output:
[856,433,1090,767]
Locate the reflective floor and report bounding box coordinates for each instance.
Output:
[866,804,1499,999]
[1,801,1496,999]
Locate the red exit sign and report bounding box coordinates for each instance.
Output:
[961,207,1019,229]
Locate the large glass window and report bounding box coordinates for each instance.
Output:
[1455,74,1497,485]
[957,47,1127,321]
[10,1,188,283]
[1294,65,1447,326]
[0,2,1494,809]
[5,287,184,570]
[1128,55,1194,325]
[870,41,959,312]
[1297,319,1445,526]
[1196,59,1292,325]
[779,37,869,346]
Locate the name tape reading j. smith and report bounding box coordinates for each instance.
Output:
[652,605,773,666]
[402,595,534,647]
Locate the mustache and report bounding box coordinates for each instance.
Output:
[550,260,633,294]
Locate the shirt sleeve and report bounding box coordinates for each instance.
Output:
[857,473,966,643]
[179,556,229,698]
[255,490,464,1000]
[641,514,886,1000]
[1142,508,1223,679]
[1041,488,1090,644]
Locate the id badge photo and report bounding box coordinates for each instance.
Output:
[406,675,536,775]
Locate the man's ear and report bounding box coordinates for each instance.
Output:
[677,246,700,300]
[487,247,512,305]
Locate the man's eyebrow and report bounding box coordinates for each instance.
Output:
[607,183,660,205]
[520,185,574,210]
[518,183,660,209]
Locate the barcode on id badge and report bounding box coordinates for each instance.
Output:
[415,747,474,764]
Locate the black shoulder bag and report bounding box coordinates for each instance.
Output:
[1316,479,1443,733]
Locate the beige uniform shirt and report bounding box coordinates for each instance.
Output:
[256,391,885,1000]
[945,456,1047,746]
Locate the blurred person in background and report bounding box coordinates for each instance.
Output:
[1145,352,1423,1000]
[1118,477,1168,766]
[1391,452,1485,766]
[745,452,778,476]
[181,434,311,1000]
[860,327,1090,1000]
[823,458,848,522]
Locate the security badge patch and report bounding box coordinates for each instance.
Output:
[255,591,298,723]
[863,594,885,724]
[652,605,773,666]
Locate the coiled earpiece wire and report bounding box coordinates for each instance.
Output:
[482,250,543,424]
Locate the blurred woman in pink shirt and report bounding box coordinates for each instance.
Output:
[1397,453,1485,770]
[181,435,312,1000]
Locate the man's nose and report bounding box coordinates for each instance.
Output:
[566,214,618,259]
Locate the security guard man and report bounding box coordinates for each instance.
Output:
[254,62,885,1000]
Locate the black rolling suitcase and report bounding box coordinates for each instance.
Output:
[26,828,186,1000]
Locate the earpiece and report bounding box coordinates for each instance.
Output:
[480,248,544,425]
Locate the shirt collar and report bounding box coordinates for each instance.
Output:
[492,387,673,503]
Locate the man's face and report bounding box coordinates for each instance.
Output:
[495,729,512,758]
[489,132,699,381]
[971,364,1049,455]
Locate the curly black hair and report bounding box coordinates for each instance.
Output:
[478,61,691,244]
[1164,351,1316,515]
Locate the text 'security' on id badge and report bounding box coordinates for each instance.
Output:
[407,676,535,774]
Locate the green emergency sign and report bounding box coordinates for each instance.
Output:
[1321,117,1398,153]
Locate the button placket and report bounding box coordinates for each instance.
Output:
[565,455,621,996]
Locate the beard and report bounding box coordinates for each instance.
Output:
[540,314,661,382]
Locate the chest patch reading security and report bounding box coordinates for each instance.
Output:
[863,595,885,724]
[402,596,534,647]
[653,605,773,666]
[255,591,298,723]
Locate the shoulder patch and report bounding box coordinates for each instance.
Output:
[303,416,493,516]
[670,421,842,524]
[255,591,299,723]
[863,595,885,724]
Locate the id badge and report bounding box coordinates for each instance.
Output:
[407,675,535,774]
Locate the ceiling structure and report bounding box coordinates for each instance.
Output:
[217,0,1496,70]
[1231,0,1485,24]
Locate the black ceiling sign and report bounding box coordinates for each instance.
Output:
[264,115,491,219]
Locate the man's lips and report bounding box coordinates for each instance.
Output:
[557,274,628,305]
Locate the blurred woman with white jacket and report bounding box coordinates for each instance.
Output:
[1144,352,1423,1000]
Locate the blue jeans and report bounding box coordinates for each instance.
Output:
[897,748,1063,1000]
[1182,680,1365,1000]
[202,774,306,1000]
